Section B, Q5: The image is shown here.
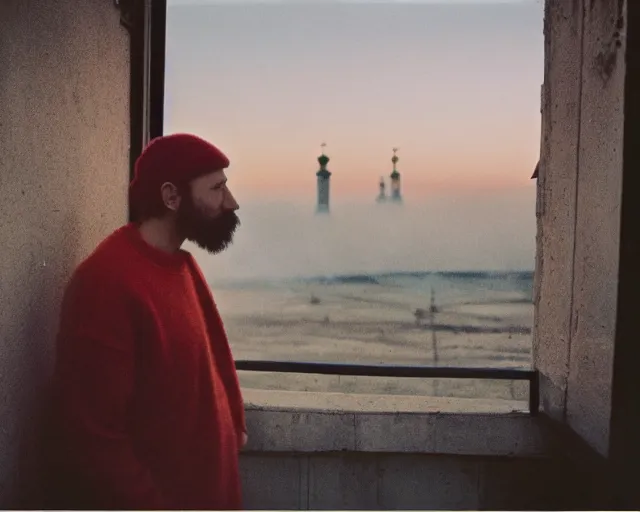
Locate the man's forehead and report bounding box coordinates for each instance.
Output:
[198,169,228,185]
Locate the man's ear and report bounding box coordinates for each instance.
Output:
[160,182,181,212]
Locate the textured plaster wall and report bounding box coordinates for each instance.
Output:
[0,0,130,506]
[535,0,626,456]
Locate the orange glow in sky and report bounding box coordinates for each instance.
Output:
[165,2,542,201]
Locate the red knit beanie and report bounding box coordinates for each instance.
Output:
[129,133,230,218]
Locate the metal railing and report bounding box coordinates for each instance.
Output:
[235,360,539,415]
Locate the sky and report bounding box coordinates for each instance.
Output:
[164,0,543,278]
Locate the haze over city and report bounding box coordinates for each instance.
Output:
[165,0,543,280]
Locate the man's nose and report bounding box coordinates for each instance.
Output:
[224,189,239,211]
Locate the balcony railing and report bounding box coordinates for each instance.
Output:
[235,360,539,415]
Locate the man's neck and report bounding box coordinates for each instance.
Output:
[137,218,184,254]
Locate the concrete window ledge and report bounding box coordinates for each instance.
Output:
[242,389,548,457]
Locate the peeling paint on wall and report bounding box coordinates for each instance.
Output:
[593,0,625,83]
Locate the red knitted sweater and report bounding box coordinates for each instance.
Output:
[50,223,246,510]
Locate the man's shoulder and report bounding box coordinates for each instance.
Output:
[58,227,147,339]
[70,225,140,293]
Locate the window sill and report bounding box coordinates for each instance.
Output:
[242,389,548,457]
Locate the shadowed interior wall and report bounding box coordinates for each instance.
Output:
[240,452,570,510]
[0,0,130,505]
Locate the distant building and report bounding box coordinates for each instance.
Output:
[316,143,331,213]
[376,176,386,202]
[390,147,402,203]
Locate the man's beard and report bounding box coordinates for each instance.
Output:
[176,194,240,254]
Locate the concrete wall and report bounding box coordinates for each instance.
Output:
[0,1,131,506]
[534,0,626,456]
[241,453,565,510]
[239,390,571,510]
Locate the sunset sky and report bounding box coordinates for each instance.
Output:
[165,0,543,201]
[164,0,543,277]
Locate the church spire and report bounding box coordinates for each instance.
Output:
[376,176,386,203]
[316,142,331,213]
[318,142,329,169]
[390,147,402,203]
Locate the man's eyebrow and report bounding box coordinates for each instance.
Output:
[212,178,228,187]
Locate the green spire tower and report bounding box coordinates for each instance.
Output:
[316,142,331,213]
[390,147,402,203]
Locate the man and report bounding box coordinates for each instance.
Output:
[49,133,247,510]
